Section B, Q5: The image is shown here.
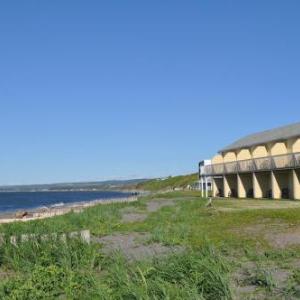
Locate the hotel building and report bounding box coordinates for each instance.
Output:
[200,123,300,200]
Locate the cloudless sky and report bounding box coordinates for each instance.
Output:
[1,1,300,185]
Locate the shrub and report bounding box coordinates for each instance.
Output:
[0,265,102,300]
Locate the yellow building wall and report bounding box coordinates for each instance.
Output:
[237,149,251,161]
[270,142,287,156]
[223,151,236,163]
[252,145,268,158]
[211,154,223,164]
[292,170,300,200]
[287,139,294,153]
[293,139,300,153]
[287,138,300,153]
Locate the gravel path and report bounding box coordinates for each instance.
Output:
[120,199,176,223]
[93,232,183,261]
[95,198,183,260]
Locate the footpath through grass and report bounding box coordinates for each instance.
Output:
[0,192,300,298]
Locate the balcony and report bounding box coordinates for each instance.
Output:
[224,161,238,173]
[239,159,255,172]
[203,152,300,176]
[255,157,273,171]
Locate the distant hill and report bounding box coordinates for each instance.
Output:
[0,179,148,192]
[136,173,198,192]
[0,174,199,193]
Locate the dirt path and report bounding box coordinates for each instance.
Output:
[233,221,300,249]
[217,199,300,212]
[93,232,183,261]
[121,198,176,223]
[96,199,182,260]
[232,259,296,299]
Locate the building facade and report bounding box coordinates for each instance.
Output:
[202,123,300,200]
[198,160,212,197]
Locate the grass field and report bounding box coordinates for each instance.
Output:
[0,192,300,299]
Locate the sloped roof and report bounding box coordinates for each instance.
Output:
[220,122,300,153]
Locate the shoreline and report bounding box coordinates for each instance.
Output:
[0,196,139,224]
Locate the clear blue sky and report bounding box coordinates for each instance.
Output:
[1,1,300,185]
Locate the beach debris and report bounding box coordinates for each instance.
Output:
[1,230,90,246]
[21,234,36,242]
[15,211,28,219]
[60,233,67,243]
[10,236,17,246]
[69,231,79,238]
[206,198,213,208]
[80,230,90,243]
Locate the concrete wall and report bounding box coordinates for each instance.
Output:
[213,177,224,197]
[254,172,271,198]
[287,138,300,153]
[237,149,251,161]
[252,145,268,158]
[270,142,287,156]
[272,170,290,199]
[223,152,236,163]
[213,171,300,200]
[293,139,300,153]
[291,170,300,200]
[238,173,253,198]
[211,154,223,164]
[224,174,237,197]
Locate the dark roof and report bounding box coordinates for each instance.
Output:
[220,122,300,153]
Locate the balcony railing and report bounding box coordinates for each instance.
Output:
[295,153,300,167]
[239,159,255,172]
[255,157,273,171]
[203,152,300,176]
[212,163,225,174]
[224,161,238,173]
[272,153,295,169]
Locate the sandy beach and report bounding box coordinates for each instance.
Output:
[0,196,138,224]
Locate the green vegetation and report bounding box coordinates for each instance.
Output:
[0,239,102,299]
[0,192,300,298]
[136,173,198,191]
[103,245,231,300]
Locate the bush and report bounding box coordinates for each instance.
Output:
[0,265,102,300]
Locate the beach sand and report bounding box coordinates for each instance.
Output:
[0,196,138,224]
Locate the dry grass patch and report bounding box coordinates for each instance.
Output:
[215,199,300,212]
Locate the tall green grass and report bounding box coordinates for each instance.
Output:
[1,237,100,271]
[103,245,232,300]
[0,235,232,300]
[0,237,104,299]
